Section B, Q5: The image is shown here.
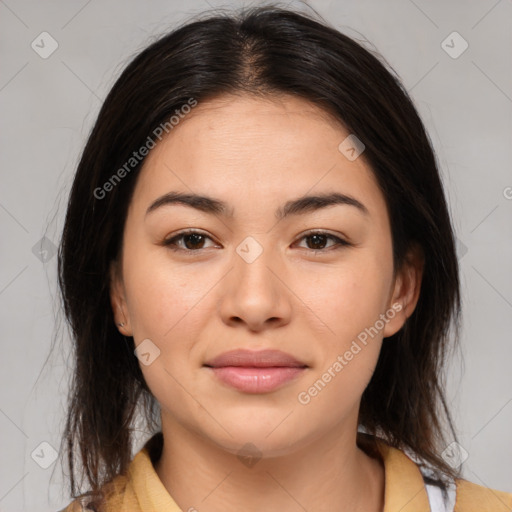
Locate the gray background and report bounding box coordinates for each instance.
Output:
[0,0,511,510]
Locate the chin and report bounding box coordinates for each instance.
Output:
[201,417,310,460]
[215,435,301,461]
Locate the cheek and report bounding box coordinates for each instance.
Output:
[296,340,382,427]
[296,258,390,347]
[122,253,212,416]
[123,247,209,340]
[295,265,387,415]
[291,256,390,402]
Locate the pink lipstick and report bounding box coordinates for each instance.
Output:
[203,349,308,393]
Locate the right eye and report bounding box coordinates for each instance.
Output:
[162,230,219,253]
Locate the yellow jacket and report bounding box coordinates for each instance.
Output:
[61,433,512,511]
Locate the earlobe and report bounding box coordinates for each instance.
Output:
[382,300,407,338]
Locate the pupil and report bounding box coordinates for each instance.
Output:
[185,233,204,250]
[309,234,326,250]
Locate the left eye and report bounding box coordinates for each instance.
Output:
[294,232,350,251]
[162,230,350,253]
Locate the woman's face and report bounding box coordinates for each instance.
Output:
[110,93,421,457]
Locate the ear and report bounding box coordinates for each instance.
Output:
[109,259,133,336]
[382,242,424,338]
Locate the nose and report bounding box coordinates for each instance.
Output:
[218,242,292,333]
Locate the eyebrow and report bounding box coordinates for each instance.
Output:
[145,191,369,220]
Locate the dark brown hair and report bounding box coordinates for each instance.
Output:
[56,3,462,506]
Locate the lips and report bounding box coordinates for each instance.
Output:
[203,349,308,369]
[203,349,308,393]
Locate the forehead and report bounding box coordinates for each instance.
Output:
[129,94,388,223]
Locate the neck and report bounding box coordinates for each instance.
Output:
[154,417,385,512]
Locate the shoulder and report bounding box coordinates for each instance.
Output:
[59,434,164,512]
[58,474,131,512]
[57,496,97,512]
[378,438,512,512]
[454,477,512,511]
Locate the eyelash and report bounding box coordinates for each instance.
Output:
[162,229,351,254]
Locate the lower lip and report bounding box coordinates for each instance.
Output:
[207,366,307,393]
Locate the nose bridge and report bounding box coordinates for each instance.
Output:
[233,234,281,296]
[218,234,291,328]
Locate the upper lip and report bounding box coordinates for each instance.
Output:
[203,349,308,368]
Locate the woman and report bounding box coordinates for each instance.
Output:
[58,5,512,511]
